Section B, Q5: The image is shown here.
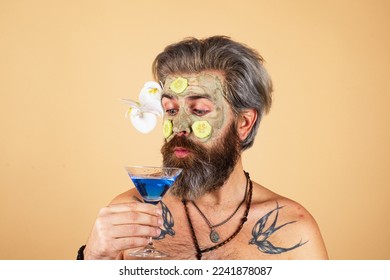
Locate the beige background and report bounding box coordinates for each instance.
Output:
[1,0,389,259]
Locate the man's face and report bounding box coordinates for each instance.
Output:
[160,72,241,200]
[161,72,229,144]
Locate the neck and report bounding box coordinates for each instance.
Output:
[191,158,247,208]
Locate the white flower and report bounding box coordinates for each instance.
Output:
[122,81,163,134]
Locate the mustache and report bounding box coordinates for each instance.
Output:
[162,135,205,154]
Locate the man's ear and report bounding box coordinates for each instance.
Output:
[237,109,257,141]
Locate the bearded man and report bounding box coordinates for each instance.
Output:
[81,36,328,260]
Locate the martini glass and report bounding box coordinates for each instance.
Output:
[125,165,182,258]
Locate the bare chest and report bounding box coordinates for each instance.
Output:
[121,194,304,260]
[123,210,279,260]
[124,229,257,260]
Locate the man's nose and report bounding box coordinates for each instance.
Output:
[176,129,190,137]
[173,112,191,137]
[174,123,191,137]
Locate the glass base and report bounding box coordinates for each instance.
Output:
[128,244,169,258]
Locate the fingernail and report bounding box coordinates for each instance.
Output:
[156,208,162,216]
[158,218,163,226]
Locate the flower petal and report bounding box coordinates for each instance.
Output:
[130,112,158,134]
[122,81,163,134]
[139,81,162,104]
[140,100,163,116]
[121,98,140,108]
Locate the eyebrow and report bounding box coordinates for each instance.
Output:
[187,94,213,101]
[161,93,175,100]
[161,93,213,101]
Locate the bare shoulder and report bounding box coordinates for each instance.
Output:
[247,181,328,259]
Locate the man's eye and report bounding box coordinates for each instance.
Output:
[165,109,178,116]
[192,109,209,116]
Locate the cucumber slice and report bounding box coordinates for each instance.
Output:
[163,119,173,138]
[169,77,188,93]
[191,120,212,139]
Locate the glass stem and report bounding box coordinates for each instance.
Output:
[148,236,154,246]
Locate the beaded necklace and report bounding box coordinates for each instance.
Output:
[181,171,253,260]
[191,173,249,243]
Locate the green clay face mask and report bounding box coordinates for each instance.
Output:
[162,73,229,142]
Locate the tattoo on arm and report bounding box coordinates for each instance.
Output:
[131,196,175,240]
[249,202,307,254]
[155,201,175,240]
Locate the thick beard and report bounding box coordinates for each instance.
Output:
[161,122,241,201]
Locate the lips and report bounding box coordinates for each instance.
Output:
[173,147,191,158]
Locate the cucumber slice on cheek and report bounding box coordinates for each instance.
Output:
[163,119,173,138]
[191,120,212,139]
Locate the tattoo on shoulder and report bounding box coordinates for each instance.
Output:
[249,202,308,254]
[154,201,175,240]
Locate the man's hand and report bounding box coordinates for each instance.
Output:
[84,201,162,259]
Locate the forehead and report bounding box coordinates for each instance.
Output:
[163,72,225,100]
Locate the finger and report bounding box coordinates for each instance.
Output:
[111,224,161,239]
[113,236,150,251]
[110,211,163,227]
[104,202,162,216]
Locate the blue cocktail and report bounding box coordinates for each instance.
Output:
[125,166,182,258]
[130,177,176,204]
